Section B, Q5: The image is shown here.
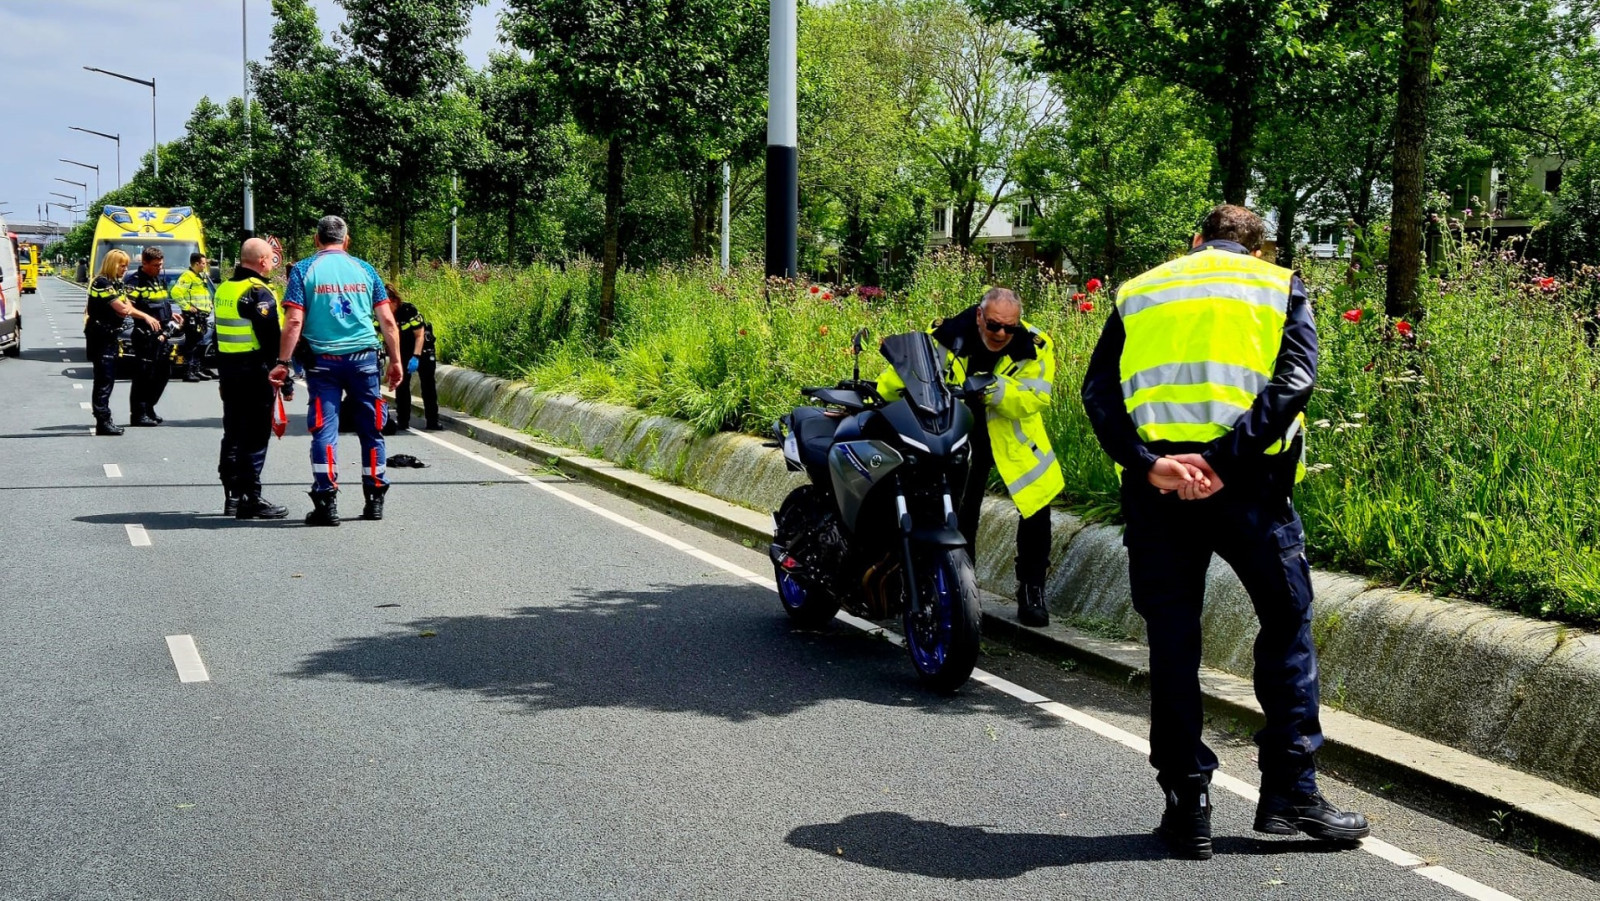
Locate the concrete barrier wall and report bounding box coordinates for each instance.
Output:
[430,364,1600,794]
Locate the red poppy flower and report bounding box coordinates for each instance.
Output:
[1085,278,1103,294]
[1538,276,1556,289]
[1072,292,1086,302]
[821,291,833,301]
[1396,320,1413,338]
[808,285,820,295]
[818,325,830,336]
[1342,309,1363,323]
[1078,301,1094,313]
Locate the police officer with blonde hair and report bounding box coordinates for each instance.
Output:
[1081,204,1368,859]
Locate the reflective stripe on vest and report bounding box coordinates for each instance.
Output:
[213,277,269,353]
[1116,248,1305,476]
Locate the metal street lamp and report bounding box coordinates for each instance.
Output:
[241,0,255,237]
[766,0,798,279]
[83,67,157,179]
[55,178,87,222]
[69,126,122,188]
[60,159,101,199]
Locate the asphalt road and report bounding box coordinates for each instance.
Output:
[2,276,1594,900]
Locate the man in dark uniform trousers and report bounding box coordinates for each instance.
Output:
[1081,204,1369,859]
[124,245,183,426]
[213,238,289,520]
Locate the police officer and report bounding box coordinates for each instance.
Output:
[1081,204,1368,859]
[124,246,183,425]
[877,287,1063,626]
[171,252,216,382]
[84,250,163,436]
[269,216,403,525]
[214,238,289,520]
[386,283,441,431]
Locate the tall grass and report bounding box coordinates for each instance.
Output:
[405,249,1600,624]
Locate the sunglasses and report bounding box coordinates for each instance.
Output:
[982,318,1023,336]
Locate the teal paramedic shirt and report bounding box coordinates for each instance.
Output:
[283,249,389,354]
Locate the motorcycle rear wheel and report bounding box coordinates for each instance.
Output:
[772,486,844,628]
[904,547,981,693]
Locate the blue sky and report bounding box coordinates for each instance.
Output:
[0,0,506,227]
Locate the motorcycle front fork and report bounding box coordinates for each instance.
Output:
[896,473,957,619]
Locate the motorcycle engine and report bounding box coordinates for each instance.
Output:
[774,486,849,594]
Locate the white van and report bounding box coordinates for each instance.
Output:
[0,218,21,357]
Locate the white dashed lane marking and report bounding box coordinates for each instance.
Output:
[104,464,122,478]
[407,429,1522,901]
[164,635,210,683]
[124,524,150,546]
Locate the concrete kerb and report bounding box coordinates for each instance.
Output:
[402,363,1600,859]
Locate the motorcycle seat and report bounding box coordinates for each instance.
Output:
[791,406,842,470]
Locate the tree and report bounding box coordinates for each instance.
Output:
[976,0,1356,204]
[912,0,1058,250]
[1015,74,1212,279]
[460,52,571,265]
[1386,0,1443,319]
[329,0,482,279]
[251,0,362,260]
[504,0,766,339]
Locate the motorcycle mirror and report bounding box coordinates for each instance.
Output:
[851,327,869,383]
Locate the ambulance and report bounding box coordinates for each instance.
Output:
[1,225,21,357]
[88,205,209,288]
[17,241,38,293]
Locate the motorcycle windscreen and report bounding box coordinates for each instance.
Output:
[880,332,954,426]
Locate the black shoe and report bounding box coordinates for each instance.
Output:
[236,495,289,520]
[305,489,340,527]
[361,485,388,521]
[129,415,160,427]
[223,492,239,516]
[396,419,410,431]
[423,421,444,431]
[1254,790,1370,842]
[1157,788,1213,860]
[183,373,201,383]
[196,370,214,381]
[1017,583,1050,627]
[95,420,124,436]
[151,412,164,424]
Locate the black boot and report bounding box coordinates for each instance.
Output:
[236,495,289,520]
[361,484,388,521]
[1156,787,1213,860]
[1017,583,1049,627]
[129,412,159,427]
[305,489,341,527]
[95,418,124,436]
[223,489,240,516]
[1255,790,1370,842]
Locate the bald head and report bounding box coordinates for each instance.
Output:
[241,238,275,275]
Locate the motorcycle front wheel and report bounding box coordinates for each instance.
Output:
[903,547,981,693]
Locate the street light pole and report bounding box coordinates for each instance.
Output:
[765,0,798,280]
[56,179,88,222]
[241,0,255,238]
[721,161,731,276]
[60,159,101,199]
[84,67,157,179]
[70,127,122,189]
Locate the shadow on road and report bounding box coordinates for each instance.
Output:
[288,584,1056,725]
[785,812,1351,877]
[74,510,293,530]
[786,812,1165,876]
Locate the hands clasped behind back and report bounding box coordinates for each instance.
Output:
[1147,455,1225,501]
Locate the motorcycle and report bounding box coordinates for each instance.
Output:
[770,327,994,692]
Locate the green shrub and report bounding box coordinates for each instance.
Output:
[405,248,1600,624]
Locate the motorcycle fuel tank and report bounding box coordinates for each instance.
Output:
[828,439,904,533]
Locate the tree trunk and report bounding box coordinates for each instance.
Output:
[1386,0,1442,320]
[600,136,624,343]
[389,218,403,283]
[1218,101,1258,205]
[1275,191,1300,269]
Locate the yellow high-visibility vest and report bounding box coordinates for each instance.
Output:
[1116,247,1306,480]
[171,270,214,313]
[213,277,271,354]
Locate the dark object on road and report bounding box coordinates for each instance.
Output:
[1157,787,1213,860]
[236,496,289,520]
[361,484,388,520]
[769,328,984,693]
[387,454,426,468]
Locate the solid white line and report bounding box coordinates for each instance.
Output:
[125,524,151,546]
[104,464,122,478]
[164,635,211,683]
[407,427,1520,901]
[1415,867,1521,901]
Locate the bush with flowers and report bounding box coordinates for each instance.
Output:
[405,244,1600,624]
